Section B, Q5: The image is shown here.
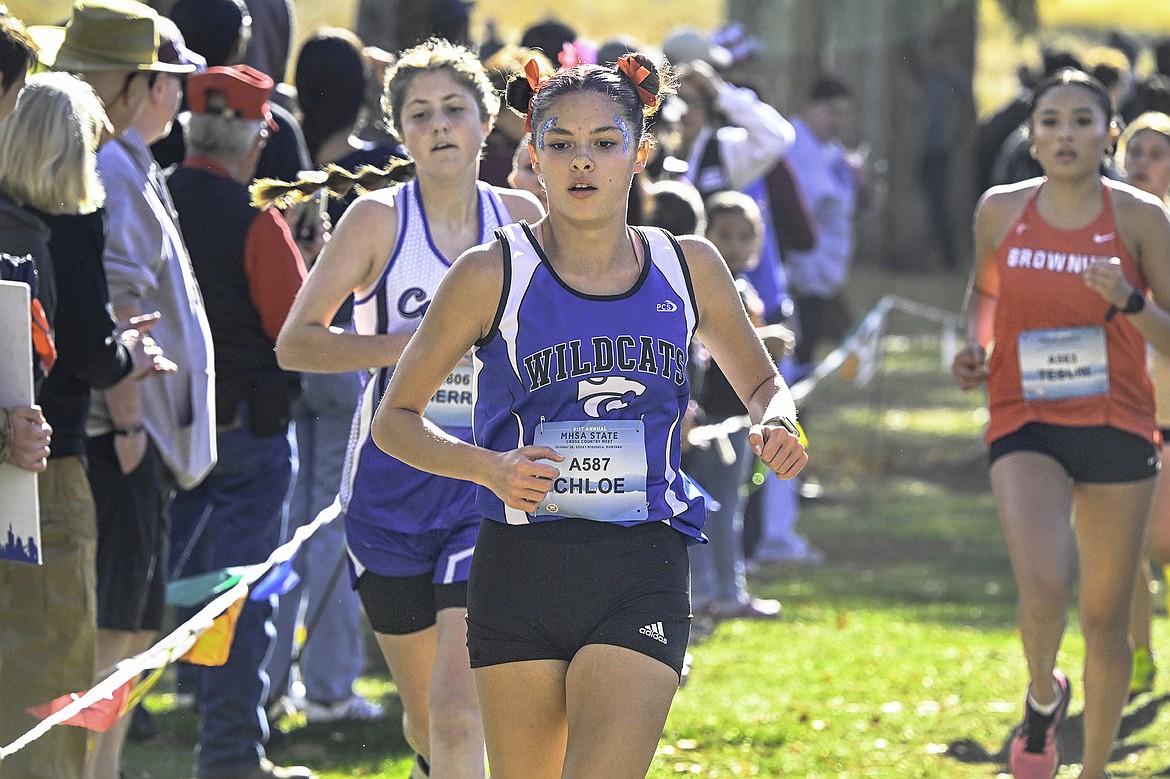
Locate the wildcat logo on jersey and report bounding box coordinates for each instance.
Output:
[522,335,686,391]
[577,376,646,417]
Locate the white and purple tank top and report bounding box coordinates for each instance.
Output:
[341,178,511,518]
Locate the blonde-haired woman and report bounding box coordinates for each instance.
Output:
[1118,111,1170,697]
[0,71,170,779]
[277,38,542,777]
[0,71,107,220]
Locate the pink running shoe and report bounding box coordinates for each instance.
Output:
[1009,670,1071,779]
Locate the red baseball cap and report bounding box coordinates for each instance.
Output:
[186,65,276,129]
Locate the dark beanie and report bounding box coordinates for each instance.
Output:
[169,0,247,67]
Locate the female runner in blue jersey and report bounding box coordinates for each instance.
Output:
[372,54,807,778]
[276,39,543,778]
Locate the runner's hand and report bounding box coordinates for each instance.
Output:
[952,342,988,390]
[1083,256,1132,308]
[488,446,564,511]
[749,421,807,480]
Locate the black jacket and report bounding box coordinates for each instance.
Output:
[31,208,133,459]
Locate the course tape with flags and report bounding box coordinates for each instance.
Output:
[0,294,961,757]
[686,294,962,445]
[0,496,343,761]
[789,294,960,405]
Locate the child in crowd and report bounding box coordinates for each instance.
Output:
[687,191,794,620]
[507,133,545,209]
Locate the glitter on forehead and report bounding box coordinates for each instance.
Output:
[614,114,631,154]
[537,116,558,151]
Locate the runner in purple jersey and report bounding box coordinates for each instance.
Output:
[372,54,806,779]
[275,38,542,779]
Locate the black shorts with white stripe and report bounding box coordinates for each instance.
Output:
[466,517,692,678]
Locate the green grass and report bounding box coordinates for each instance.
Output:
[122,266,1170,777]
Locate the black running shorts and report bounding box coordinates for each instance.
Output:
[989,422,1159,483]
[466,517,691,678]
[357,571,468,635]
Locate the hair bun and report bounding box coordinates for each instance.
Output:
[506,66,540,117]
[616,53,664,115]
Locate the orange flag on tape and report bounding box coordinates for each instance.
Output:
[181,596,245,667]
[27,678,133,732]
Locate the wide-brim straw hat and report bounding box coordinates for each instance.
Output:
[31,0,196,74]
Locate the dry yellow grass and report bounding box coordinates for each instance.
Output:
[465,0,724,47]
[10,1,1167,51]
[7,1,71,25]
[975,0,1170,116]
[1038,0,1170,33]
[10,0,1165,108]
[7,0,723,52]
[298,0,726,50]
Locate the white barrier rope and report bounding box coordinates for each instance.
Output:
[0,497,343,760]
[790,294,960,404]
[687,294,960,442]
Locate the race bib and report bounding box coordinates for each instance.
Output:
[532,419,648,523]
[422,358,474,428]
[1018,326,1109,401]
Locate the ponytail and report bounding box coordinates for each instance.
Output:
[250,158,417,210]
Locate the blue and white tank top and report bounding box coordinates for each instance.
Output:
[340,179,512,512]
[472,222,707,541]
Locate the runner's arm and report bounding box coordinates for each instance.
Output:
[954,189,1013,389]
[681,235,806,479]
[495,187,545,225]
[276,193,414,373]
[1091,191,1170,356]
[371,242,563,508]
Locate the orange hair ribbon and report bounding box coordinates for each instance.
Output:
[616,54,657,109]
[523,58,550,133]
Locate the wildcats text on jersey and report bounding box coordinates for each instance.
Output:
[522,335,687,391]
[1005,246,1112,273]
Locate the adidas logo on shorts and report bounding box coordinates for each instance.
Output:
[639,621,668,644]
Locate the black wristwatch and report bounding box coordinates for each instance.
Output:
[1121,289,1146,315]
[1105,290,1145,321]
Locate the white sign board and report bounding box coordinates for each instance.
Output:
[0,280,40,564]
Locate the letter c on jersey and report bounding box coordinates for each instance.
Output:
[397,287,430,318]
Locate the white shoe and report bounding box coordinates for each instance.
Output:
[294,693,386,724]
[751,543,825,566]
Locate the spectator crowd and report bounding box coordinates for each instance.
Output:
[3,2,1170,779]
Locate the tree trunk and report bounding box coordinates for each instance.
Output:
[727,0,979,272]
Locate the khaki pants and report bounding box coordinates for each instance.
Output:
[0,457,97,779]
